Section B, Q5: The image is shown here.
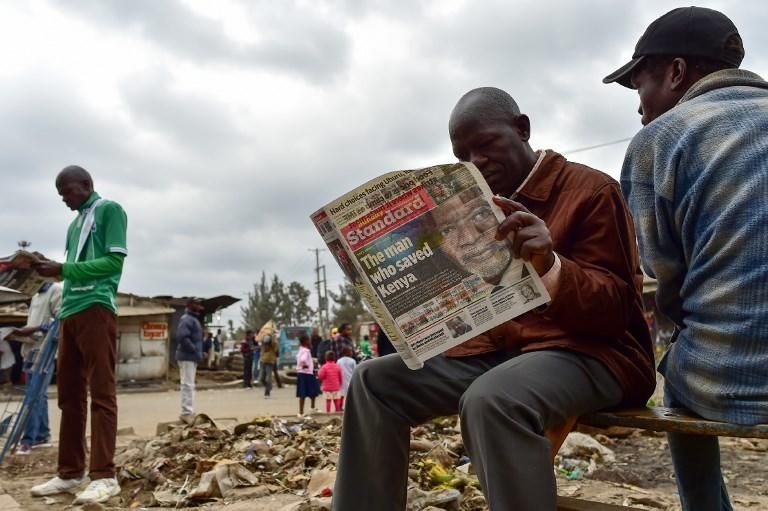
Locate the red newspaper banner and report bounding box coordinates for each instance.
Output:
[342,187,435,251]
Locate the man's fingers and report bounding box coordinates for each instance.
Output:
[493,196,532,214]
[496,211,539,240]
[506,224,551,259]
[521,232,553,260]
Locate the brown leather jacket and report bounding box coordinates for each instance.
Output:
[445,151,656,406]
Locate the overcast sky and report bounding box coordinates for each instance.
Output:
[2,0,766,328]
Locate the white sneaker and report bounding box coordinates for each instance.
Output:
[73,478,121,504]
[30,475,88,497]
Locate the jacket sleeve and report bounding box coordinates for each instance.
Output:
[621,128,686,326]
[540,182,644,338]
[176,317,196,353]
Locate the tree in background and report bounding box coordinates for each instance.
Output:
[285,281,313,325]
[330,280,372,333]
[241,272,314,330]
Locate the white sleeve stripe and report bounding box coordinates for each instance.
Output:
[109,247,128,254]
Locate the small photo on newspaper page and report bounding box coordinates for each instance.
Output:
[311,162,550,369]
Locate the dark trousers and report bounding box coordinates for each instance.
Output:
[665,385,733,511]
[333,350,622,511]
[260,363,274,396]
[242,353,253,387]
[57,305,117,480]
[21,349,52,445]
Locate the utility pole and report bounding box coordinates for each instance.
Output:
[309,248,328,336]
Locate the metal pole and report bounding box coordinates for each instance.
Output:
[309,248,327,336]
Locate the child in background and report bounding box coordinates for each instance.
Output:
[337,346,357,411]
[295,334,320,417]
[317,351,343,412]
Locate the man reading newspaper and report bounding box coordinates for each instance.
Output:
[332,87,656,511]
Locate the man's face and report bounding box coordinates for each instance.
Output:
[450,114,530,197]
[631,59,680,126]
[56,177,92,211]
[341,325,352,337]
[431,194,511,284]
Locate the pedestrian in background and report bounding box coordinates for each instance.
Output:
[317,324,354,367]
[211,328,223,370]
[10,280,62,455]
[317,352,342,413]
[176,298,204,423]
[259,330,278,398]
[251,333,261,385]
[201,331,213,369]
[310,328,323,359]
[240,330,255,388]
[337,346,357,411]
[295,334,320,416]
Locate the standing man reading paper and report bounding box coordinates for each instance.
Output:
[332,88,655,511]
[604,7,768,510]
[30,165,127,505]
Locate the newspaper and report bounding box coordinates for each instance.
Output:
[310,162,550,369]
[0,251,52,296]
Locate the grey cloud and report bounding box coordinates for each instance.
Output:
[53,0,351,82]
[4,0,766,325]
[118,71,249,164]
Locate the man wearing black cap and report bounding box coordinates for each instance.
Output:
[605,7,768,511]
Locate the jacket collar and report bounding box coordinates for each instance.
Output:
[511,150,567,203]
[680,68,768,104]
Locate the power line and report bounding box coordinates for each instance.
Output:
[563,137,633,155]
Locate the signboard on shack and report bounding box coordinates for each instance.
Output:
[141,322,168,340]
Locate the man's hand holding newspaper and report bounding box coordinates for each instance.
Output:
[493,196,555,276]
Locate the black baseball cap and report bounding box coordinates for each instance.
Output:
[603,6,744,88]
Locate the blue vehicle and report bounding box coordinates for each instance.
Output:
[277,325,312,368]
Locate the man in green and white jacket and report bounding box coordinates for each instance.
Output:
[30,165,127,505]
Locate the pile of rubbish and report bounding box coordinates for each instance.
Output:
[111,414,617,510]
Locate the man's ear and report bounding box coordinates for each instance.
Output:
[513,114,531,142]
[669,57,689,92]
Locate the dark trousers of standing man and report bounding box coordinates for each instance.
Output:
[57,305,118,480]
[242,353,253,387]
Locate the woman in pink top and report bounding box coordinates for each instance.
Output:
[295,335,320,417]
[317,351,343,412]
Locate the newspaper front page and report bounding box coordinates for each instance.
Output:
[0,251,52,296]
[311,162,550,369]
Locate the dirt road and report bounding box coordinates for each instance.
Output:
[45,384,308,438]
[7,384,768,511]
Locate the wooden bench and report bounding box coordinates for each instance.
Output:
[552,407,768,510]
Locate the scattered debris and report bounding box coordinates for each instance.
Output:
[5,410,768,510]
